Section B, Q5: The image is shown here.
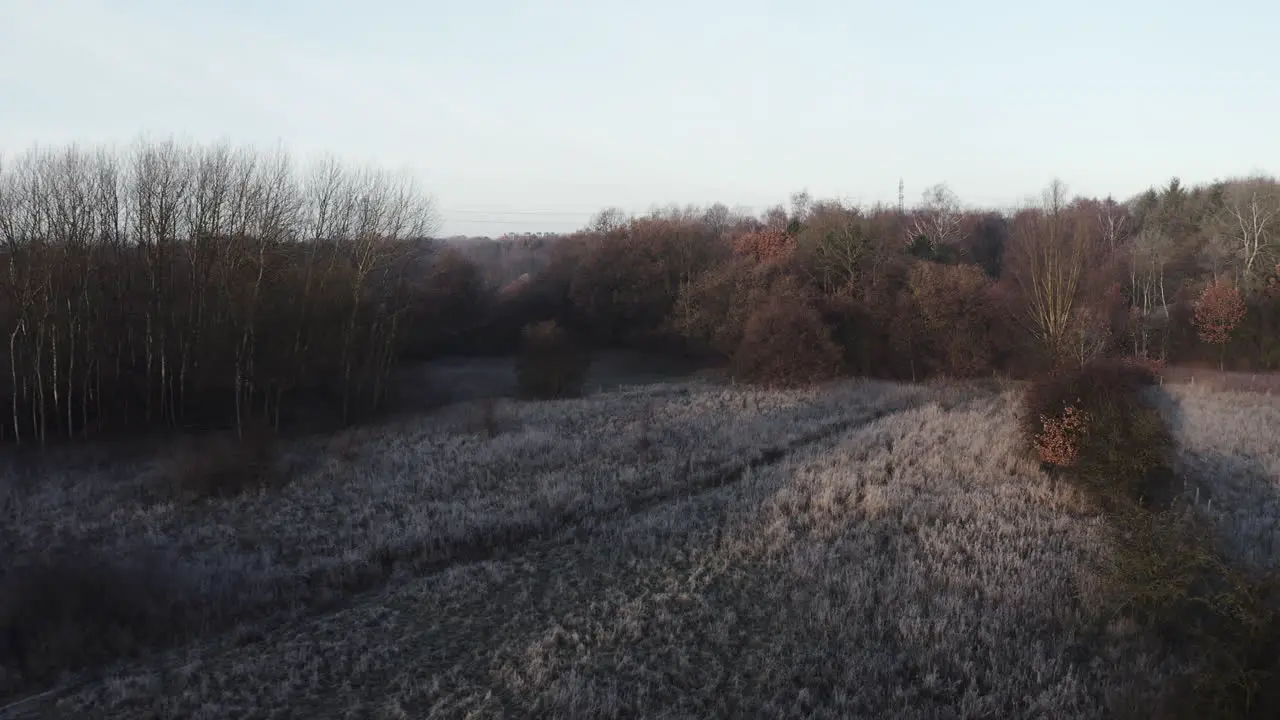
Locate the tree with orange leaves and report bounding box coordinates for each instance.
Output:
[1194,277,1246,370]
[732,229,796,265]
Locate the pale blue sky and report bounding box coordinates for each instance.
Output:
[1,0,1275,236]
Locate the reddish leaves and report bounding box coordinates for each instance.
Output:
[1193,278,1246,346]
[732,229,796,265]
[731,295,842,387]
[1034,404,1089,467]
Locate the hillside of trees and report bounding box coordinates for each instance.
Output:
[473,176,1280,383]
[3,139,1278,446]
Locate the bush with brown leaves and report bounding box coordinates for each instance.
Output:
[162,423,281,501]
[1194,277,1247,370]
[671,257,797,358]
[731,296,842,387]
[1033,403,1089,467]
[516,320,591,399]
[0,549,194,688]
[1022,360,1172,505]
[732,228,796,265]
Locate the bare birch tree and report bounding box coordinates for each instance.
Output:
[907,183,963,252]
[1128,227,1172,357]
[1217,176,1280,288]
[0,139,444,445]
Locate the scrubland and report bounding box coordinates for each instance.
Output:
[2,375,1278,718]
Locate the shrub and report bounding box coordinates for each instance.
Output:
[1194,277,1247,370]
[671,258,799,359]
[1103,508,1280,718]
[162,422,280,500]
[1031,360,1280,716]
[460,397,502,438]
[515,320,590,399]
[1121,353,1166,379]
[0,549,193,687]
[906,262,1004,377]
[1022,359,1172,505]
[731,296,842,387]
[1033,403,1089,467]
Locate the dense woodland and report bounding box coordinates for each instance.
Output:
[2,139,1279,446]
[461,174,1280,383]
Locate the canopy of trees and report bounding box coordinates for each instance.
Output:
[6,138,1279,445]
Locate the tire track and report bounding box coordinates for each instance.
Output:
[3,395,933,716]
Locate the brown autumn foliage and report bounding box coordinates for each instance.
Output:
[1033,403,1090,467]
[671,255,800,358]
[568,217,719,346]
[731,294,842,387]
[1194,277,1247,346]
[732,228,796,265]
[905,261,1005,377]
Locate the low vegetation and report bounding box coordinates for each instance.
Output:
[1021,361,1280,718]
[159,422,282,501]
[0,376,1272,717]
[4,139,1280,717]
[1023,360,1173,507]
[515,320,590,399]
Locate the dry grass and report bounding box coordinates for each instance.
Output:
[0,379,927,698]
[1,376,1276,717]
[156,423,283,501]
[1156,384,1280,572]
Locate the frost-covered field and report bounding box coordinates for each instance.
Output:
[5,377,1278,718]
[1156,384,1280,573]
[2,379,931,631]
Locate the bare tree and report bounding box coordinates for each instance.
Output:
[1008,179,1092,355]
[762,204,789,232]
[789,190,813,224]
[0,139,444,445]
[701,203,732,238]
[907,183,963,252]
[797,201,867,293]
[588,206,628,235]
[1128,227,1172,357]
[1216,176,1280,287]
[1096,195,1131,253]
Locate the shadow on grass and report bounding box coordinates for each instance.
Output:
[464,390,1118,718]
[1099,387,1280,719]
[26,383,1199,717]
[0,379,928,708]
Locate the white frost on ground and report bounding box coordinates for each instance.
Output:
[5,377,1272,717]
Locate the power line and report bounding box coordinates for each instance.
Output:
[444,209,600,217]
[441,203,780,228]
[442,217,586,225]
[444,205,776,218]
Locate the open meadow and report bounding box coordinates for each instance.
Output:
[1,374,1278,718]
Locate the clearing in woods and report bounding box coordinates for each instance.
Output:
[2,375,1278,718]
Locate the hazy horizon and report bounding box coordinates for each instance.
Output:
[2,0,1276,237]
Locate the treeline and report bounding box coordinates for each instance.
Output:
[0,141,485,445]
[486,176,1280,386]
[5,137,1278,444]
